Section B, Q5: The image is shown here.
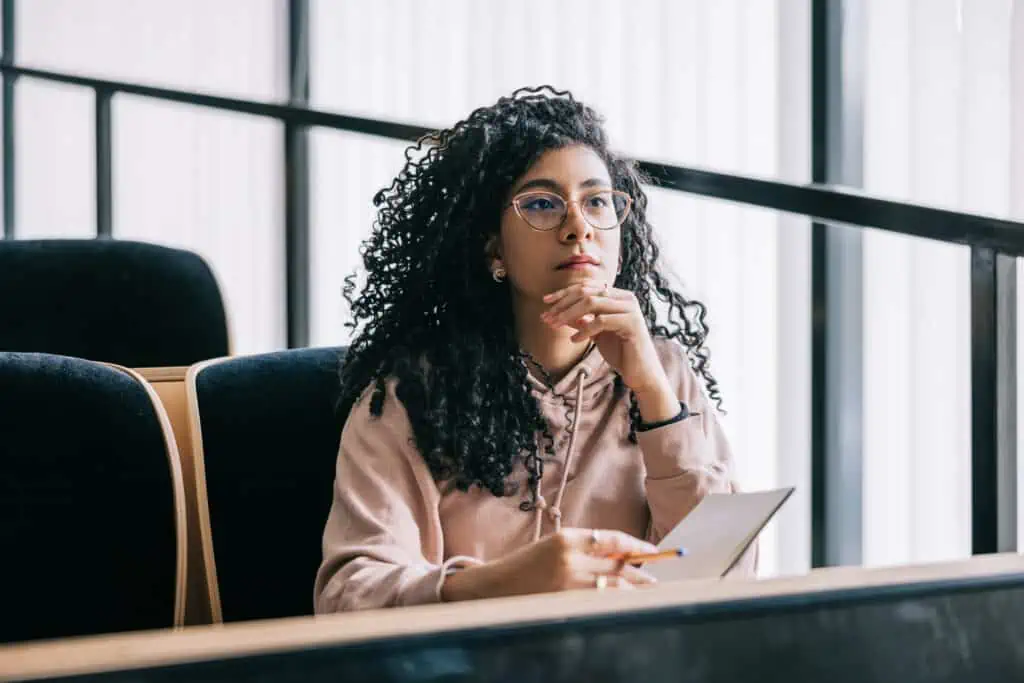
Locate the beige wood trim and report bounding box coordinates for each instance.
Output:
[103,363,189,630]
[183,357,233,624]
[135,366,189,383]
[140,367,213,626]
[2,552,1023,681]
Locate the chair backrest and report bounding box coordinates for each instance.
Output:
[0,353,187,643]
[0,239,229,367]
[186,347,345,623]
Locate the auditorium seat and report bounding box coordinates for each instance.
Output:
[0,239,230,367]
[186,347,345,623]
[0,353,188,643]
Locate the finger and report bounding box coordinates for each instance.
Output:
[566,570,638,591]
[573,553,658,584]
[616,563,658,585]
[596,574,639,590]
[547,295,630,328]
[608,574,640,590]
[569,313,634,343]
[543,280,628,308]
[542,283,607,317]
[572,554,655,582]
[605,287,634,301]
[572,553,621,577]
[542,282,590,305]
[559,289,637,327]
[562,528,658,556]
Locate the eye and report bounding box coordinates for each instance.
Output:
[521,195,561,212]
[586,194,611,208]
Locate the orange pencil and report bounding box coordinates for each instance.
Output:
[607,547,687,564]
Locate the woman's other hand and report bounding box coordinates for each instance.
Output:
[541,282,661,391]
[440,528,658,602]
[542,281,680,423]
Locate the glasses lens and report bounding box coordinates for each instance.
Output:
[582,190,630,229]
[516,192,566,231]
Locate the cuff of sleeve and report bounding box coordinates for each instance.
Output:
[636,402,690,432]
[397,556,483,607]
[635,412,709,479]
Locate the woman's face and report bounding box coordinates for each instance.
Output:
[494,145,622,305]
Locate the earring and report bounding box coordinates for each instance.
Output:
[492,266,506,282]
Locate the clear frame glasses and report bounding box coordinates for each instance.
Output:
[506,189,633,232]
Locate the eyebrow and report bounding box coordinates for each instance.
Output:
[513,177,612,195]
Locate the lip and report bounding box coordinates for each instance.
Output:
[556,254,601,270]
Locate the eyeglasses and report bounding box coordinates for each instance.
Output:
[505,189,633,232]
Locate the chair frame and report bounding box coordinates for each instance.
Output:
[101,362,190,629]
[183,357,233,624]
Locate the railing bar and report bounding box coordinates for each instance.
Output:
[95,88,113,238]
[285,0,310,349]
[3,63,1024,253]
[0,64,428,141]
[638,163,1024,256]
[970,247,1018,554]
[2,0,15,239]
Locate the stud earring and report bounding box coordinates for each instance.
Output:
[492,266,506,282]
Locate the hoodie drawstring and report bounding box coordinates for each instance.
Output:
[532,366,590,541]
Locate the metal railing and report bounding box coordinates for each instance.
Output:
[1,0,1019,566]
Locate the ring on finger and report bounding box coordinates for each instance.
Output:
[595,575,608,591]
[589,529,601,548]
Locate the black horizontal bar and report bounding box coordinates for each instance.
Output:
[7,63,1024,254]
[640,162,1024,256]
[1,64,430,142]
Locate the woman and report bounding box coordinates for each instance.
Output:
[315,86,749,613]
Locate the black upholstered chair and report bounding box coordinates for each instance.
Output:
[0,352,188,643]
[186,347,345,622]
[0,239,229,367]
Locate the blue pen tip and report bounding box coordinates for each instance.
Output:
[675,547,687,557]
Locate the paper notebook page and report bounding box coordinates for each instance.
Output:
[645,488,794,582]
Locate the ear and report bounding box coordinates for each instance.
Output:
[484,234,503,268]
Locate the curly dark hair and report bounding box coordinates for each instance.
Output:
[339,85,721,508]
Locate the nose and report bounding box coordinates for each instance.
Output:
[558,201,594,244]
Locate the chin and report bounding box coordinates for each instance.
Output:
[558,267,603,283]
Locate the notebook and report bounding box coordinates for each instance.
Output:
[644,487,794,582]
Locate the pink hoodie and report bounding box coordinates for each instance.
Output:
[314,339,750,612]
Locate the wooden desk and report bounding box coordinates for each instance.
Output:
[2,552,1023,682]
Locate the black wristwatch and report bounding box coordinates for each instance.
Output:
[636,401,695,432]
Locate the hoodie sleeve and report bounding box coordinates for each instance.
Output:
[636,341,757,577]
[314,383,481,613]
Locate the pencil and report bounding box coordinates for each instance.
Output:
[608,547,687,563]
